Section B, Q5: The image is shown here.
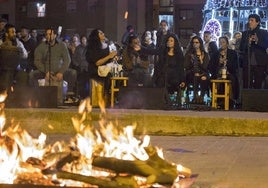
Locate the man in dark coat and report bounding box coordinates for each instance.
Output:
[239,13,268,89]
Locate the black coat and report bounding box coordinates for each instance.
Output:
[239,27,268,67]
[210,48,238,79]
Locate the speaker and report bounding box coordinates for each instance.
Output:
[35,86,58,108]
[5,86,58,108]
[118,87,167,109]
[241,89,268,112]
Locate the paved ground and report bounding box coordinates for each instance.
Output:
[150,136,268,188]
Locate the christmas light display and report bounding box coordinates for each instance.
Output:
[202,0,268,39]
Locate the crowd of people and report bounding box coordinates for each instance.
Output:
[0,13,268,109]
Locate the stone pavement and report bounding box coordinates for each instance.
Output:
[150,136,268,188]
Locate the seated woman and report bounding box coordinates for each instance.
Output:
[184,35,210,103]
[210,36,240,105]
[136,33,186,108]
[121,34,150,87]
[85,29,117,106]
[130,33,186,93]
[153,33,185,94]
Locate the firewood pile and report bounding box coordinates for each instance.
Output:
[0,98,197,187]
[12,144,194,188]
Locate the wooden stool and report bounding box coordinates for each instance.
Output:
[110,77,128,107]
[211,79,231,110]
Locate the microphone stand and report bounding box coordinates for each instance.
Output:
[192,48,199,102]
[48,31,52,86]
[247,30,251,89]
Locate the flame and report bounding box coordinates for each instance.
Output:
[0,90,8,103]
[0,96,192,187]
[0,91,8,134]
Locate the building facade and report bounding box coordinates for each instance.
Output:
[0,0,205,47]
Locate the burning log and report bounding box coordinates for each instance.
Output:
[92,156,157,176]
[92,146,180,185]
[41,150,80,175]
[92,156,177,184]
[26,157,47,169]
[0,135,16,153]
[56,171,138,188]
[55,150,80,170]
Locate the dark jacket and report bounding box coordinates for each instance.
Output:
[210,48,238,79]
[239,27,268,66]
[140,45,185,88]
[184,51,210,77]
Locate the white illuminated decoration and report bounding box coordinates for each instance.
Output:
[202,0,268,35]
[203,19,222,41]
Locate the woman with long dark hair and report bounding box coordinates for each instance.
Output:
[154,33,185,93]
[121,33,185,108]
[184,35,210,103]
[135,33,185,93]
[210,36,239,104]
[85,29,117,105]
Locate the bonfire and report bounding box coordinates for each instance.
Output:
[0,92,196,187]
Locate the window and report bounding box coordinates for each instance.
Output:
[27,2,46,18]
[179,9,193,20]
[159,0,173,6]
[159,15,174,31]
[159,0,174,14]
[179,28,194,39]
[87,0,98,11]
[67,0,77,12]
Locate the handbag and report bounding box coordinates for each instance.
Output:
[97,62,123,77]
[97,64,112,77]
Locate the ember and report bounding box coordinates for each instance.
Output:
[0,95,196,187]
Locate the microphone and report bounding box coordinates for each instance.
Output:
[193,43,199,50]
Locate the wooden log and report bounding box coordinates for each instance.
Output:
[55,150,80,170]
[43,151,70,162]
[92,154,178,185]
[145,146,177,170]
[42,150,80,175]
[56,171,138,188]
[145,146,191,178]
[92,156,157,177]
[144,146,179,184]
[26,157,47,169]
